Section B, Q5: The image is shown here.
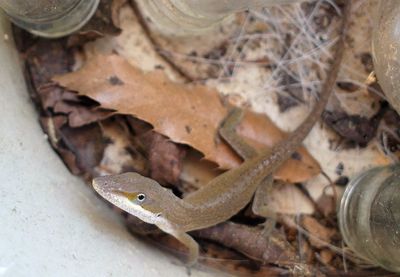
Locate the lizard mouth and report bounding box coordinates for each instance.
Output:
[92,177,108,196]
[92,178,130,209]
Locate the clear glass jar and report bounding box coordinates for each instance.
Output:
[137,0,304,35]
[0,0,100,38]
[372,0,400,115]
[338,165,400,272]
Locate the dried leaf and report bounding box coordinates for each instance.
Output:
[378,108,400,160]
[139,131,187,185]
[96,117,149,176]
[25,40,73,89]
[301,216,336,249]
[323,103,386,147]
[256,182,315,215]
[319,249,334,265]
[97,116,186,185]
[39,84,81,110]
[40,116,81,175]
[54,100,112,127]
[54,54,320,182]
[39,83,113,127]
[236,111,321,182]
[316,193,336,218]
[68,0,127,47]
[180,151,222,191]
[39,116,105,176]
[54,54,233,163]
[59,123,106,175]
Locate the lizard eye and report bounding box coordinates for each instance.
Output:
[137,193,146,202]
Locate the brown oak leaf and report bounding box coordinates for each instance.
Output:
[54,54,320,183]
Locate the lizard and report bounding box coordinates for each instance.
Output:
[92,2,350,267]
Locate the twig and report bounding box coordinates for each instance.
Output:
[193,221,299,266]
[129,0,194,82]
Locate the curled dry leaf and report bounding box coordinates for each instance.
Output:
[40,116,81,175]
[319,249,334,266]
[126,116,188,185]
[96,117,149,176]
[323,108,385,147]
[59,123,106,176]
[138,131,187,185]
[40,116,106,176]
[25,40,73,89]
[23,39,114,128]
[316,193,336,218]
[301,216,336,250]
[67,0,128,47]
[39,83,113,127]
[54,54,320,183]
[97,116,186,186]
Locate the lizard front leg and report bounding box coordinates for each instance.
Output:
[171,231,199,268]
[219,107,257,160]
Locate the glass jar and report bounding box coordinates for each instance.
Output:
[372,0,400,115]
[137,0,304,35]
[0,0,100,38]
[338,165,400,272]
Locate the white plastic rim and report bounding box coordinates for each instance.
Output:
[0,15,219,277]
[138,0,304,35]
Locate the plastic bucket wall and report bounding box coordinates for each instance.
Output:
[0,15,215,277]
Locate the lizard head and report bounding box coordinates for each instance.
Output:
[93,172,176,225]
